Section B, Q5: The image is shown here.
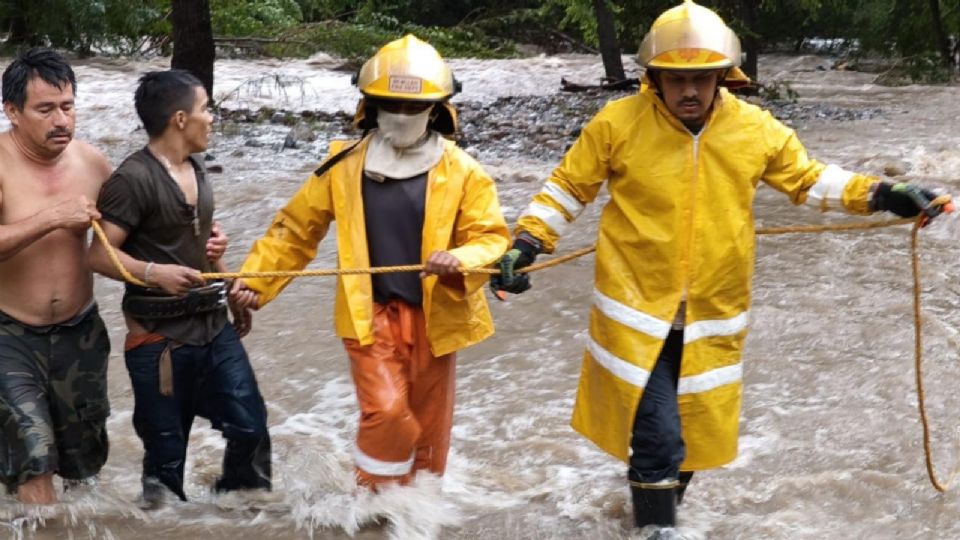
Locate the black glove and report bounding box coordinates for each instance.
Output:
[490,235,540,299]
[870,182,945,221]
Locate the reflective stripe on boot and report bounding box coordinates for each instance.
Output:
[630,478,678,528]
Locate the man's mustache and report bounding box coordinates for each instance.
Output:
[679,100,701,107]
[46,129,72,139]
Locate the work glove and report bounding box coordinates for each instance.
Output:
[490,235,541,299]
[870,182,953,225]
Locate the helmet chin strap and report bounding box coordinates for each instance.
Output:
[717,68,729,93]
[647,69,662,95]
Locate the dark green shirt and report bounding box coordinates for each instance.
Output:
[98,147,227,345]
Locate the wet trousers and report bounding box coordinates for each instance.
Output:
[629,329,686,484]
[0,304,110,493]
[343,300,456,490]
[125,324,271,500]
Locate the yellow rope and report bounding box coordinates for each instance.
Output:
[910,220,960,492]
[90,218,919,281]
[90,201,957,492]
[756,217,915,235]
[199,244,600,279]
[91,220,148,287]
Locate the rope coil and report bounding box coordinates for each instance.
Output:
[90,210,957,492]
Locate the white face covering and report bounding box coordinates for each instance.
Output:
[377,108,432,149]
[364,130,444,181]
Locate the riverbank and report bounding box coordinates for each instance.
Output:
[217,86,885,164]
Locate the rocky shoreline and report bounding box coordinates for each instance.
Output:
[218,88,885,162]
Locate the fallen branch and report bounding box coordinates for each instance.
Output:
[213,72,312,109]
[560,77,639,92]
[213,36,310,46]
[549,30,599,55]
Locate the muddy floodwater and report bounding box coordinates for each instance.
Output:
[2,52,960,539]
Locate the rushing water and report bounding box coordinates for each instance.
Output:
[2,52,960,539]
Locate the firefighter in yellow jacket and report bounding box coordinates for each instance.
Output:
[491,0,952,530]
[232,35,510,490]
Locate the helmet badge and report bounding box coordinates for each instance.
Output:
[388,76,423,95]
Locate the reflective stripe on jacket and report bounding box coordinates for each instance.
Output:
[241,137,511,356]
[518,87,877,469]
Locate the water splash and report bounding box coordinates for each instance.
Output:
[0,486,145,540]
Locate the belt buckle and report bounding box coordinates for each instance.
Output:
[214,281,228,307]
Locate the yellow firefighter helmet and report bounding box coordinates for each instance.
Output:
[354,34,459,102]
[638,0,742,71]
[351,35,461,135]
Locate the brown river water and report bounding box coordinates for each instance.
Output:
[2,52,960,539]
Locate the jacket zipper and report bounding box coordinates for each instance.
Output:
[679,130,702,320]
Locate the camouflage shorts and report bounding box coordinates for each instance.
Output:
[0,303,111,493]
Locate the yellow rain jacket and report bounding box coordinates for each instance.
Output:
[518,86,879,470]
[241,136,510,356]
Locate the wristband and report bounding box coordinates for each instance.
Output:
[144,262,155,286]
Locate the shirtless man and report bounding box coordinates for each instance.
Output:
[0,48,112,504]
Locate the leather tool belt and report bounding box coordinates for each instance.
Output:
[123,282,227,319]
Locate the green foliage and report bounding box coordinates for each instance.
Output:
[542,0,599,45]
[0,0,169,54]
[752,0,860,48]
[292,0,359,22]
[0,0,956,82]
[352,0,539,27]
[210,0,303,36]
[271,20,393,60]
[270,13,517,62]
[0,0,306,52]
[356,12,517,57]
[875,53,958,85]
[759,80,799,102]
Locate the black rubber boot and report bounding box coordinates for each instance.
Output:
[215,436,272,492]
[154,464,189,502]
[631,479,678,528]
[139,475,185,509]
[676,471,694,505]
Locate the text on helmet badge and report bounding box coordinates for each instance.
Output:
[388,76,423,94]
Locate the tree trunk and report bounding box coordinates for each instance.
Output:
[739,0,760,81]
[171,0,215,98]
[7,0,36,46]
[927,0,954,68]
[592,0,625,81]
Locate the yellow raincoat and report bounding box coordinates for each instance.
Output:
[517,86,878,470]
[241,137,510,357]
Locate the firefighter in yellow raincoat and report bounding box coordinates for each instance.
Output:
[491,0,952,530]
[232,35,510,490]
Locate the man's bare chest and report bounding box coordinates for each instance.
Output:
[0,163,100,223]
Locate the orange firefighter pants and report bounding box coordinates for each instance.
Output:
[343,300,455,490]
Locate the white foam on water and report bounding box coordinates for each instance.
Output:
[284,459,462,539]
[0,487,146,540]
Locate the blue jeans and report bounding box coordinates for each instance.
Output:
[125,324,270,500]
[628,329,685,484]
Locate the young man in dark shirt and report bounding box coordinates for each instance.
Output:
[88,70,270,505]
